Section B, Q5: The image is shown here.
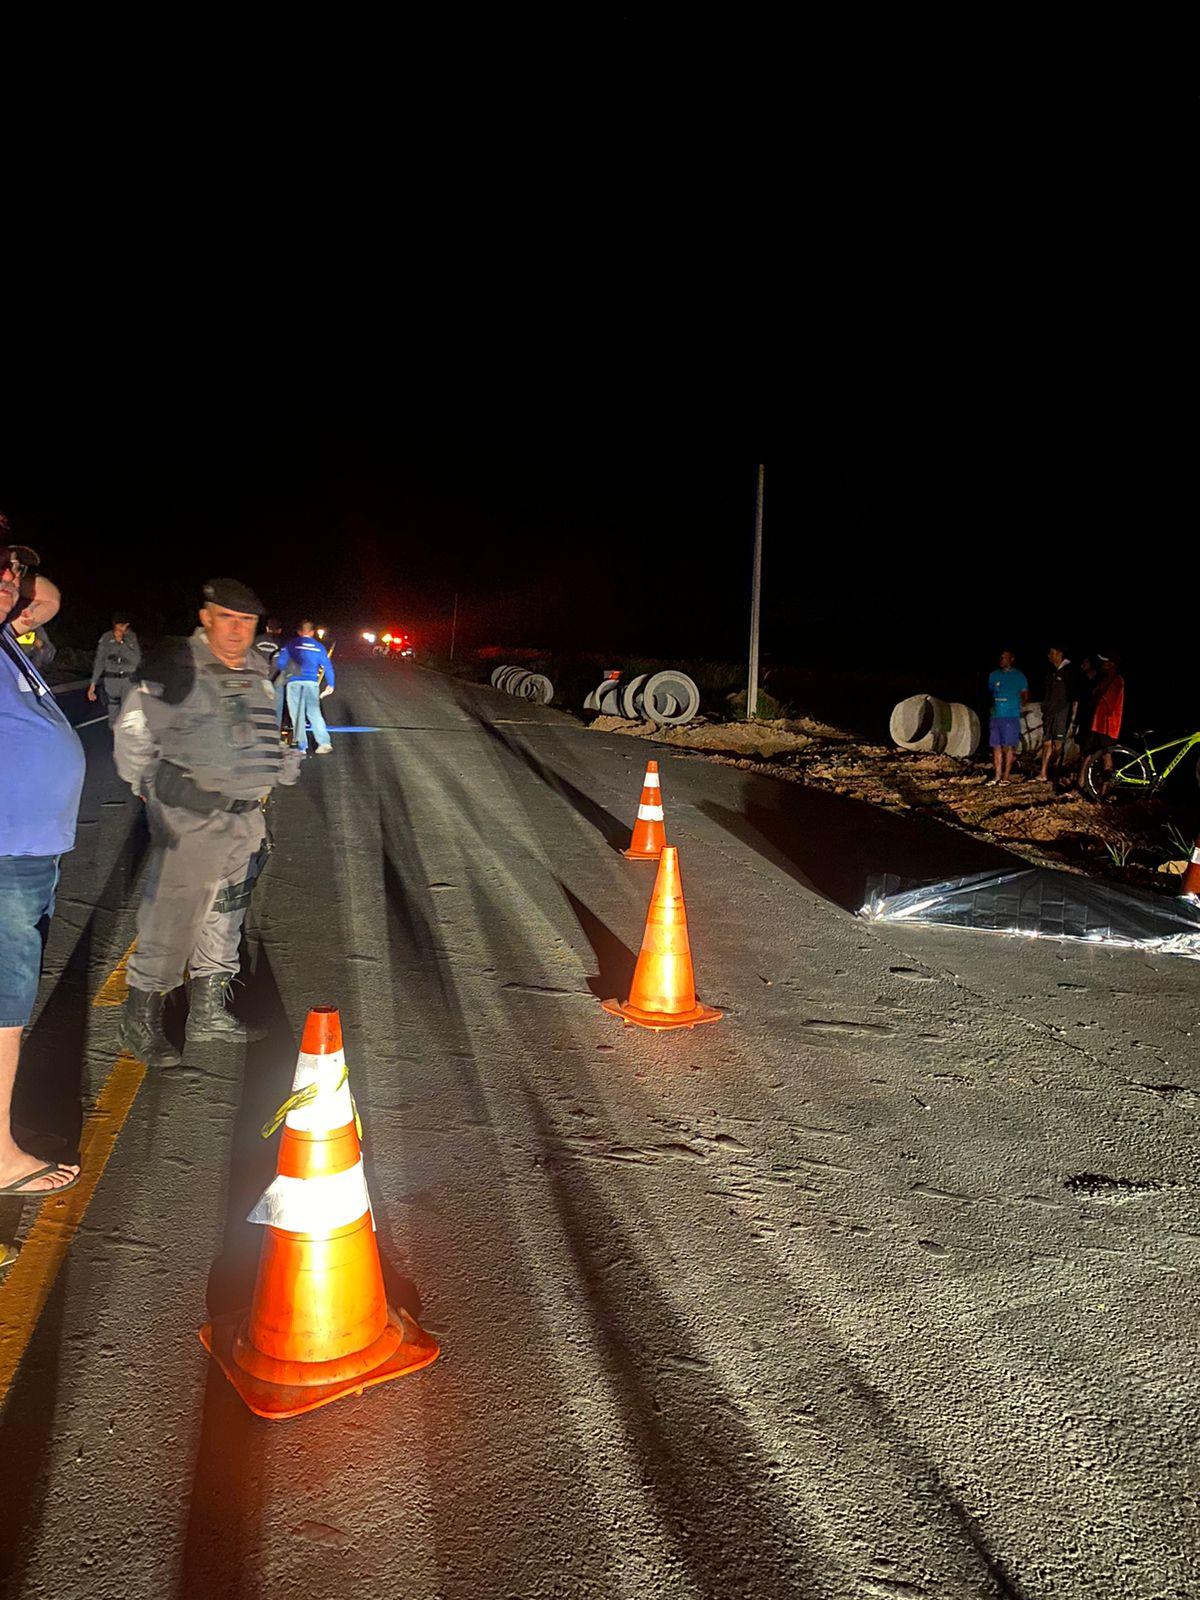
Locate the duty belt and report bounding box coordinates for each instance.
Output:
[154,760,262,815]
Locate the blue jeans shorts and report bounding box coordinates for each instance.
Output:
[989,715,1021,750]
[0,854,60,1028]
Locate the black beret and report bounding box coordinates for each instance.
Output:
[202,577,264,616]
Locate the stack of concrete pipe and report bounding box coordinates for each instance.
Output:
[489,665,555,705]
[889,695,981,759]
[583,669,701,727]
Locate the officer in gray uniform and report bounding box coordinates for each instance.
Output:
[88,613,141,726]
[113,578,303,1067]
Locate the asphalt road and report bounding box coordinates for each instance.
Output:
[1,664,1196,1599]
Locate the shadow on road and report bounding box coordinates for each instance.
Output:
[455,692,631,851]
[698,780,1018,913]
[557,882,636,1000]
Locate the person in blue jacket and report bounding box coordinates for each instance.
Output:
[276,619,335,753]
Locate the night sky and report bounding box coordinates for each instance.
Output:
[1,165,1186,718]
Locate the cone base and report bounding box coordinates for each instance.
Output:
[622,846,663,860]
[601,996,722,1031]
[200,1304,439,1420]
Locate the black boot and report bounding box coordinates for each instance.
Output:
[185,975,267,1043]
[118,987,184,1070]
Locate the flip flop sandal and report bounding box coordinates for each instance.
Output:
[0,1163,81,1199]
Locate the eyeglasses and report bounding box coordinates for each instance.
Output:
[1,545,41,580]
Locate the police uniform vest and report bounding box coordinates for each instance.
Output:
[155,634,287,802]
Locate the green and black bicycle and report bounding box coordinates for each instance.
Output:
[1082,728,1200,802]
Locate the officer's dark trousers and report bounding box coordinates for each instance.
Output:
[127,800,266,993]
[102,676,134,727]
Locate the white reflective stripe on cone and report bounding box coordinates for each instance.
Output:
[1191,847,1200,865]
[643,772,660,788]
[247,1157,371,1233]
[286,1048,354,1133]
[637,804,665,822]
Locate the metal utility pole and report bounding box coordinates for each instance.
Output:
[449,592,459,661]
[747,463,764,719]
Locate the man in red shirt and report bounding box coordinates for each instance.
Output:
[1077,652,1124,788]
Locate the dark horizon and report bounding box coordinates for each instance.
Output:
[2,196,1188,718]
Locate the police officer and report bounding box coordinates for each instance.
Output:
[87,612,141,726]
[113,579,303,1067]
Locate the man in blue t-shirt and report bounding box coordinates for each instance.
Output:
[275,619,336,754]
[987,649,1029,785]
[0,528,85,1198]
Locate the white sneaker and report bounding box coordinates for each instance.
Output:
[315,744,333,754]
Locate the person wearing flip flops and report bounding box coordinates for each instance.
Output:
[0,519,84,1198]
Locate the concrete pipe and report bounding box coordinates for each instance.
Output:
[523,673,554,705]
[490,665,512,688]
[1020,701,1043,755]
[621,674,650,720]
[642,670,700,726]
[583,680,610,712]
[596,679,625,715]
[505,670,533,697]
[495,666,520,692]
[890,695,980,759]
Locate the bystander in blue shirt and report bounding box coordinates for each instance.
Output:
[0,623,86,856]
[989,666,1027,720]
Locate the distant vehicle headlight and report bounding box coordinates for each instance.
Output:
[362,631,376,643]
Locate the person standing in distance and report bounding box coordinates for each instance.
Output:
[113,578,303,1066]
[1037,645,1079,784]
[255,616,288,729]
[0,528,84,1196]
[87,611,141,726]
[987,648,1028,785]
[276,619,335,753]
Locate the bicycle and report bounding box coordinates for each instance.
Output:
[1082,728,1200,801]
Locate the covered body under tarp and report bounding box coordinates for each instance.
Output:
[860,866,1200,959]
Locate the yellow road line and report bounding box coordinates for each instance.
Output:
[92,938,137,1008]
[1,936,147,1404]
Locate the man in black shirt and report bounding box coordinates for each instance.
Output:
[1038,645,1079,783]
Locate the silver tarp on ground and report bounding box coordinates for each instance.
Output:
[860,867,1200,959]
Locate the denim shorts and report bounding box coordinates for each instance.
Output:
[989,715,1021,749]
[0,854,60,1028]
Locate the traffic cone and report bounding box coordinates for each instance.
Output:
[1180,836,1200,899]
[602,847,722,1030]
[623,759,667,860]
[200,1006,439,1419]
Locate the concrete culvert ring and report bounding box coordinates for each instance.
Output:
[583,680,610,711]
[890,695,979,758]
[506,670,532,697]
[494,666,518,691]
[524,673,554,704]
[642,670,700,726]
[621,674,650,720]
[490,665,511,688]
[596,679,625,715]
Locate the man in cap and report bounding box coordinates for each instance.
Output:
[113,578,303,1066]
[87,611,141,726]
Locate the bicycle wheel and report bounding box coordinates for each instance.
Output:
[1082,745,1146,801]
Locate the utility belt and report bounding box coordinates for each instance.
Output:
[153,760,262,815]
[104,671,132,680]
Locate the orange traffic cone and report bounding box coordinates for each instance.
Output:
[602,846,722,1030]
[200,1006,439,1419]
[624,759,666,860]
[1181,835,1200,899]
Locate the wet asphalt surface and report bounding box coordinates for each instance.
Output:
[1,663,1197,1599]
